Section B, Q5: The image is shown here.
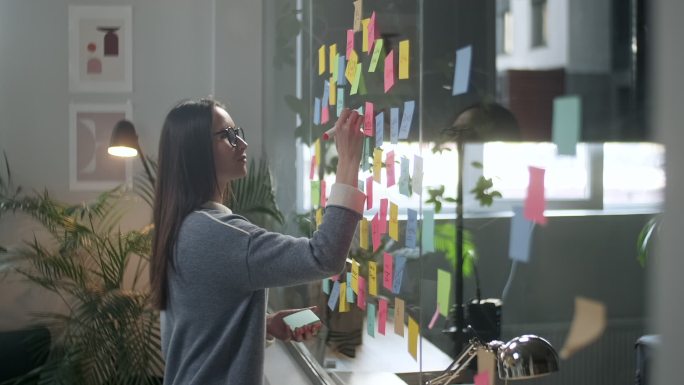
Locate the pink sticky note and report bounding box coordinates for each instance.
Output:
[474,371,490,385]
[383,252,393,291]
[384,50,395,93]
[366,176,374,210]
[428,304,440,330]
[386,151,396,187]
[309,155,316,180]
[320,180,327,208]
[321,104,329,124]
[364,102,374,136]
[379,198,388,234]
[346,29,354,58]
[368,12,376,53]
[378,298,387,335]
[357,276,367,310]
[331,274,339,281]
[372,213,381,252]
[524,166,547,225]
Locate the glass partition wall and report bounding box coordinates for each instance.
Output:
[262,1,657,384]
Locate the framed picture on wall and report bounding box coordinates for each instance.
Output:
[68,5,132,93]
[69,102,133,191]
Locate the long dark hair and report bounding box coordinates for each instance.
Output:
[150,98,224,310]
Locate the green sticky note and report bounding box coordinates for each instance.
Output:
[552,95,582,156]
[362,137,371,172]
[422,209,434,252]
[351,62,363,95]
[369,39,384,72]
[437,269,451,317]
[282,309,320,332]
[311,180,320,207]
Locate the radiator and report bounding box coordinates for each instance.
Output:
[501,318,645,385]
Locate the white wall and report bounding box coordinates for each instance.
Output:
[0,0,264,330]
[496,0,568,71]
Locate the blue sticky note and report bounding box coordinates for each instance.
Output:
[390,107,399,144]
[322,80,330,107]
[393,256,406,294]
[328,281,341,311]
[338,55,347,86]
[322,278,331,295]
[346,272,355,303]
[399,156,410,196]
[422,209,435,253]
[509,206,535,263]
[406,209,417,248]
[367,303,376,337]
[552,95,582,156]
[375,111,384,147]
[452,45,472,96]
[313,98,321,125]
[399,100,415,139]
[336,88,344,116]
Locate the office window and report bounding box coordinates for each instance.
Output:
[531,0,548,48]
[603,142,665,208]
[497,0,514,54]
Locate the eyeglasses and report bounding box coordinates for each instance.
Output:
[214,127,246,147]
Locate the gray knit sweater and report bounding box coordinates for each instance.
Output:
[161,184,364,385]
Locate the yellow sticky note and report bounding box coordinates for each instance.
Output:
[369,261,377,296]
[345,50,358,84]
[316,208,323,229]
[399,40,410,79]
[369,38,384,72]
[314,139,321,166]
[362,18,370,52]
[351,260,359,294]
[339,282,348,312]
[394,298,405,336]
[319,45,326,75]
[353,0,362,32]
[389,202,399,241]
[359,218,369,250]
[329,77,336,106]
[373,148,383,183]
[408,316,418,360]
[332,53,339,83]
[329,44,337,74]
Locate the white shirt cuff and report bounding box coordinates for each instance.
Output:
[327,183,366,215]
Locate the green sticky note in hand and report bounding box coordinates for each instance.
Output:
[282,309,320,333]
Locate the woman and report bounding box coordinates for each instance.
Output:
[150,98,365,384]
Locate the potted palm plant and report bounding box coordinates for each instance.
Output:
[0,154,283,385]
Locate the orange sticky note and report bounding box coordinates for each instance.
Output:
[314,139,321,166]
[346,29,354,58]
[384,50,395,93]
[399,40,409,79]
[524,166,547,225]
[320,180,327,207]
[357,276,367,310]
[364,102,374,136]
[316,208,323,229]
[389,202,399,241]
[318,45,326,75]
[353,0,362,32]
[345,50,358,85]
[366,175,373,210]
[408,316,418,360]
[362,18,370,52]
[359,217,369,250]
[368,11,377,53]
[369,261,377,296]
[394,297,405,336]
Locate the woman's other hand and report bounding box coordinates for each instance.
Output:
[266,306,322,342]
